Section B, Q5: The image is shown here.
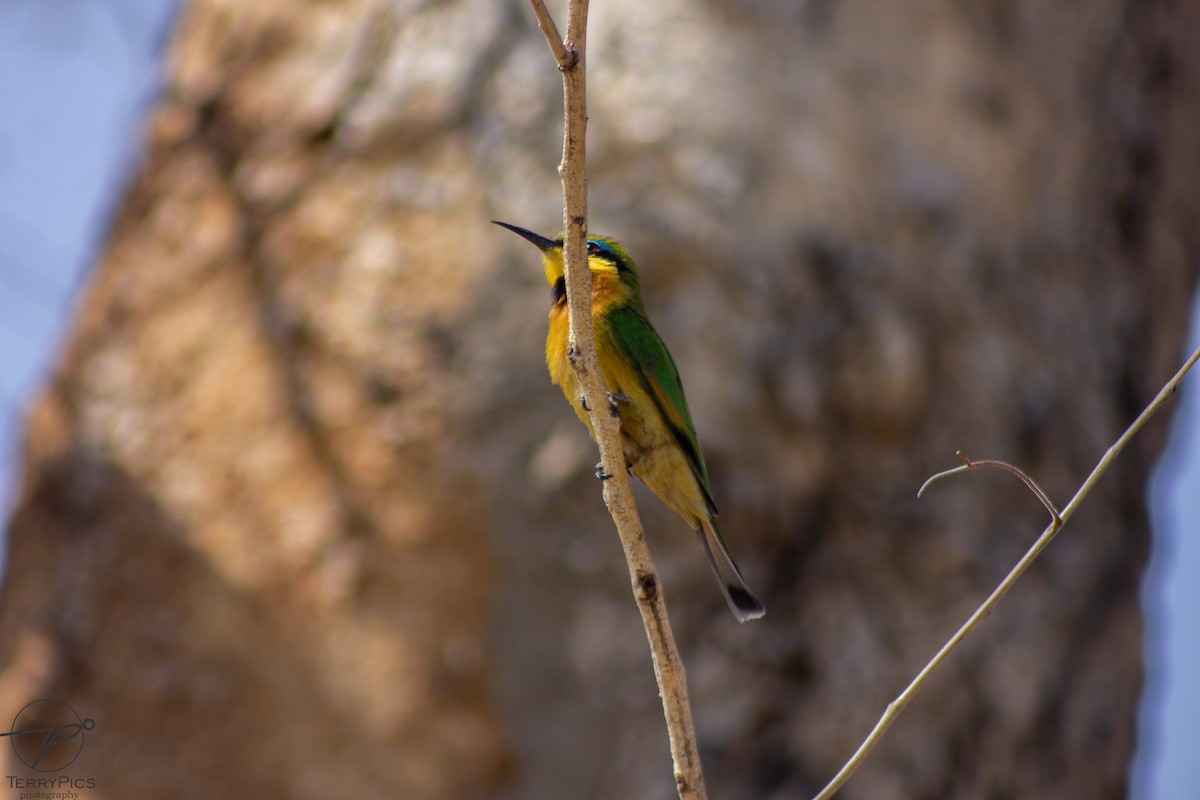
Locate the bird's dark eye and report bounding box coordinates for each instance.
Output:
[586,241,599,254]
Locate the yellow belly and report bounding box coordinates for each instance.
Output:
[546,308,708,530]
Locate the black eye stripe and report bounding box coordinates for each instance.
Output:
[585,239,631,273]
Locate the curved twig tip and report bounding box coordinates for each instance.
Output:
[918,452,1062,525]
[917,465,971,498]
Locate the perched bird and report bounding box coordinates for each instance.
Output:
[494,221,765,622]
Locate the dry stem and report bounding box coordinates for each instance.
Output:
[527,1,707,797]
[918,451,1062,525]
[813,342,1200,800]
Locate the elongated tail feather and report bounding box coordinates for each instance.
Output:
[697,518,765,622]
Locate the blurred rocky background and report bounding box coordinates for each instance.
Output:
[1,1,1199,798]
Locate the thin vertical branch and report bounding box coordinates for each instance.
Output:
[526,1,708,798]
[813,342,1200,800]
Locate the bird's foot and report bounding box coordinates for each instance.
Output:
[594,459,633,480]
[606,392,628,417]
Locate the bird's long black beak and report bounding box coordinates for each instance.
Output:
[491,220,557,253]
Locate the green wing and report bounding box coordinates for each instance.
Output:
[607,305,718,515]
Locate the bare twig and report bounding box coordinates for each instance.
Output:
[918,450,1062,525]
[528,0,577,69]
[813,342,1200,800]
[527,2,707,798]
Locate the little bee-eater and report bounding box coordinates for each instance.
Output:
[494,221,765,622]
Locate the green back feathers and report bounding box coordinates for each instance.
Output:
[606,304,717,515]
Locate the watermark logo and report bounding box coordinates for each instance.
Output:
[1,699,95,772]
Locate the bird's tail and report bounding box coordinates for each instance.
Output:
[697,517,765,622]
